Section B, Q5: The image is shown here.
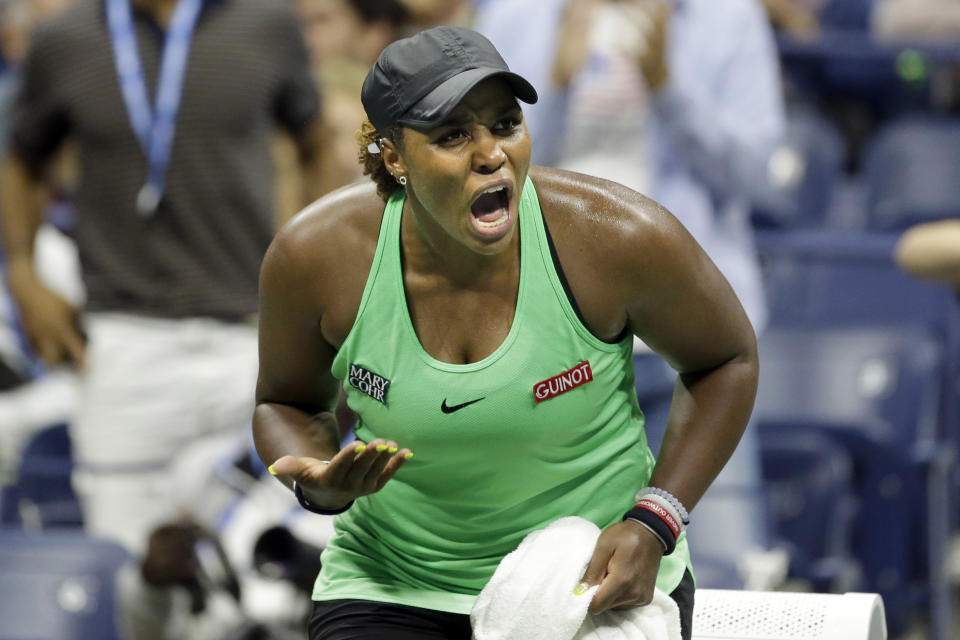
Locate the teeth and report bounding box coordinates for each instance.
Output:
[476,210,509,229]
[482,185,505,195]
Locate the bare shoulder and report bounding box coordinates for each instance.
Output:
[526,168,745,352]
[528,166,679,273]
[262,181,386,343]
[268,182,382,274]
[525,167,692,340]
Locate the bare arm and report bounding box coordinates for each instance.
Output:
[253,224,354,486]
[538,170,758,510]
[549,175,758,612]
[894,220,960,287]
[253,205,410,509]
[0,152,85,366]
[627,203,758,514]
[0,154,46,267]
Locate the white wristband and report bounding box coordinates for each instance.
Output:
[636,486,690,525]
[639,493,686,533]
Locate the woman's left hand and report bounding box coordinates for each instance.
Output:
[577,519,665,614]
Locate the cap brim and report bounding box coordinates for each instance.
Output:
[394,67,538,131]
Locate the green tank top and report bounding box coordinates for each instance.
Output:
[318,178,692,614]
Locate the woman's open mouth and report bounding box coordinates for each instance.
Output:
[470,185,511,234]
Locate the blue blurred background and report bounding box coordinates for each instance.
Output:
[1,0,959,638]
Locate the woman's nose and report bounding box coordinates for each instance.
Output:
[472,129,506,173]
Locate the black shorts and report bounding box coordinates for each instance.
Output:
[308,569,695,640]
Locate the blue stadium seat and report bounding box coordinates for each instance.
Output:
[776,32,960,119]
[756,229,960,451]
[756,326,942,446]
[757,230,955,331]
[0,423,83,529]
[751,107,845,229]
[863,116,960,231]
[755,326,951,638]
[758,425,861,593]
[0,529,128,640]
[819,0,875,31]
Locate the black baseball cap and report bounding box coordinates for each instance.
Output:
[361,26,538,133]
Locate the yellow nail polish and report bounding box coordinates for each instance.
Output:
[354,444,366,453]
[404,452,414,459]
[388,447,398,454]
[574,582,589,596]
[376,444,388,452]
[267,465,278,476]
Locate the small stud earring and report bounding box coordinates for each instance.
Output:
[398,176,407,186]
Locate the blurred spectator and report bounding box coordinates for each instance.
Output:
[0,0,324,558]
[0,0,32,385]
[297,0,408,68]
[760,0,821,39]
[285,0,407,202]
[0,0,27,150]
[873,0,960,41]
[317,60,369,188]
[273,62,370,213]
[118,432,335,640]
[0,0,72,66]
[476,0,787,588]
[281,0,407,208]
[0,0,81,483]
[790,0,830,12]
[894,219,960,287]
[397,0,474,29]
[0,221,83,485]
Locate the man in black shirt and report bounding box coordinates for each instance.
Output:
[0,0,326,554]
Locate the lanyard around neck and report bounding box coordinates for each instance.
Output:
[106,0,205,217]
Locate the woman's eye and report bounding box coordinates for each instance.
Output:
[437,129,467,144]
[493,117,521,134]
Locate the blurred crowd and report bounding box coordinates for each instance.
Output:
[1,1,959,639]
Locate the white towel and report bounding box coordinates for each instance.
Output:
[471,516,682,640]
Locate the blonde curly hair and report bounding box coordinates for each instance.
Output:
[356,120,405,202]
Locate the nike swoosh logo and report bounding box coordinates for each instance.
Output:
[441,397,485,414]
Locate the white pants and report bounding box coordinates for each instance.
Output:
[71,313,259,553]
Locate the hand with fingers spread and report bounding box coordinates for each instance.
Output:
[576,520,665,615]
[268,438,413,512]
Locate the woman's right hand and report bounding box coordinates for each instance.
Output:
[268,439,413,510]
[8,268,86,368]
